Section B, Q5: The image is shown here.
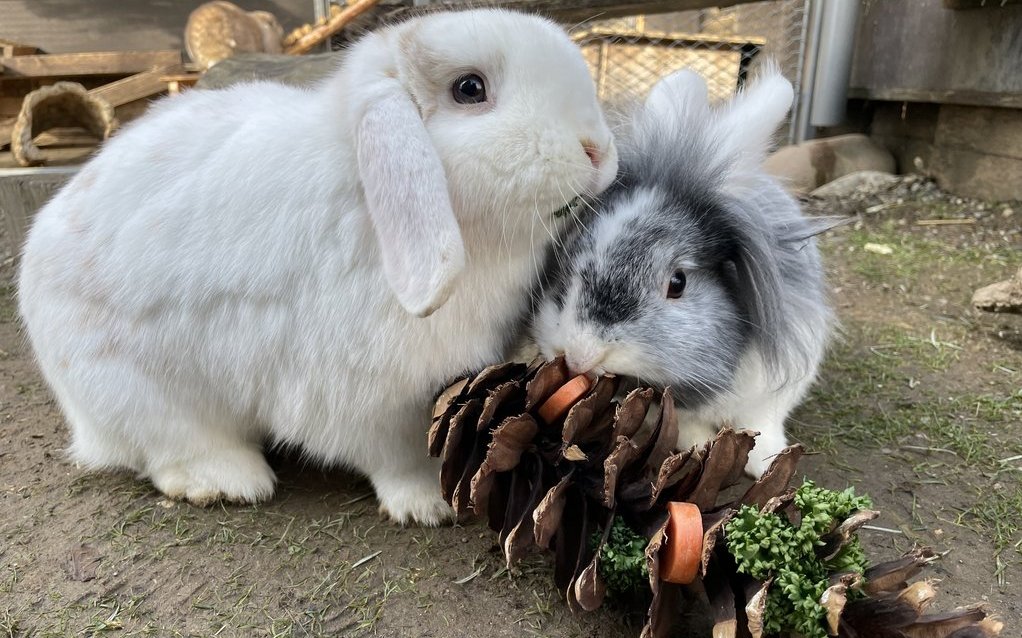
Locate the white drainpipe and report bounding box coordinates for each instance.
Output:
[794,0,862,143]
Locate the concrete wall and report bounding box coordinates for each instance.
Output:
[866,101,1022,202]
[0,0,315,53]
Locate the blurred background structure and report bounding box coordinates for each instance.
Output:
[1,0,1020,201]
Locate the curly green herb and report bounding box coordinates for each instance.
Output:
[724,480,872,638]
[593,518,650,598]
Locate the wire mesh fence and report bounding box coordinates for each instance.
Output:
[324,0,809,141]
[570,1,808,142]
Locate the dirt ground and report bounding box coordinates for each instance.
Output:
[1,176,1020,637]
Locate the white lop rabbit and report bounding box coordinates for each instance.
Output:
[18,9,618,525]
[532,67,833,477]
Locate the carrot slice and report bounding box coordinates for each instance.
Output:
[537,375,592,423]
[660,501,703,584]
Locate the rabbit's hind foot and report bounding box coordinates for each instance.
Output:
[148,445,276,506]
[371,461,454,527]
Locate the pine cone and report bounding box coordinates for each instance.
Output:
[429,357,1002,638]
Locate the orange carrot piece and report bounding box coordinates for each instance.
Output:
[660,501,703,584]
[537,375,592,423]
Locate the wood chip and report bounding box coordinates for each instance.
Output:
[864,242,894,255]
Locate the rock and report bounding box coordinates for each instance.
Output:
[12,82,116,167]
[810,170,901,198]
[195,52,343,90]
[764,134,897,194]
[972,266,1022,314]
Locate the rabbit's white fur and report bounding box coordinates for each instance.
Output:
[533,67,832,477]
[18,9,617,525]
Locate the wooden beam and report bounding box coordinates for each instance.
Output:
[0,51,182,79]
[88,65,182,107]
[572,26,766,48]
[944,0,1022,8]
[158,73,201,96]
[383,0,762,23]
[31,128,103,148]
[158,73,201,84]
[0,39,42,57]
[847,86,1022,110]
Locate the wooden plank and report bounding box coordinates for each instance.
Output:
[158,73,201,96]
[0,51,182,79]
[88,65,181,107]
[847,86,1022,110]
[944,0,1022,8]
[31,128,102,148]
[572,27,766,48]
[388,0,762,22]
[0,39,43,57]
[158,73,201,84]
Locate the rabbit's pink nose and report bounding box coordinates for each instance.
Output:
[565,343,607,377]
[581,140,601,169]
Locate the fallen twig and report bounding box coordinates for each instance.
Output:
[352,550,382,569]
[901,445,958,456]
[915,218,976,226]
[285,0,381,55]
[861,524,904,535]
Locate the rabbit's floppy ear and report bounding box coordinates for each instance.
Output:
[725,205,788,376]
[356,77,465,318]
[643,69,710,125]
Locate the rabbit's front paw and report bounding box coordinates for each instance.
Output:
[375,477,454,527]
[744,451,772,480]
[149,446,276,506]
[675,418,719,453]
[744,428,788,479]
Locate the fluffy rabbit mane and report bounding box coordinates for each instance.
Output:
[603,67,835,382]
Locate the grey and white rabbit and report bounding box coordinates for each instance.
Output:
[18,9,617,525]
[532,67,833,477]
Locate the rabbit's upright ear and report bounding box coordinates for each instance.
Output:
[356,78,465,318]
[643,69,710,125]
[716,63,793,164]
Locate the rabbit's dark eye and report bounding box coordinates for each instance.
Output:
[667,270,686,299]
[452,74,487,104]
